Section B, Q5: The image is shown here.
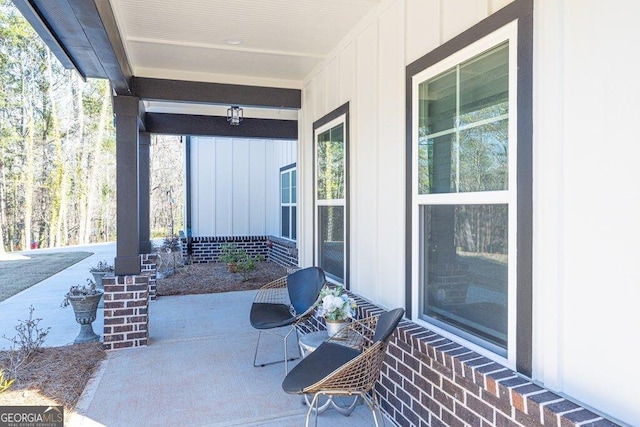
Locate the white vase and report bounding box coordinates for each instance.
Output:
[325,319,348,337]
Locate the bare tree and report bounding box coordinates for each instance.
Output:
[0,1,118,251]
[150,135,184,238]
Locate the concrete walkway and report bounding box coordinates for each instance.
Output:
[1,244,388,426]
[0,243,115,350]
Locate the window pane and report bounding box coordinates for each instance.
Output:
[281,206,290,239]
[422,204,508,349]
[318,205,344,280]
[459,44,509,125]
[419,69,456,135]
[281,172,290,203]
[317,124,344,200]
[291,206,297,240]
[458,119,508,192]
[291,170,297,203]
[419,134,454,194]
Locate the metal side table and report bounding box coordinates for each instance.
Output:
[298,330,363,416]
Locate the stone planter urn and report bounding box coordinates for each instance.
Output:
[89,261,113,309]
[89,261,114,292]
[64,289,103,344]
[90,270,108,291]
[89,271,109,308]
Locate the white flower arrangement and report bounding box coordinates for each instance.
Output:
[316,285,357,322]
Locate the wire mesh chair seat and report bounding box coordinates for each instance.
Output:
[282,308,405,427]
[250,266,326,374]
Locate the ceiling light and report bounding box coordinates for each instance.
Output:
[227,106,243,125]
[225,38,243,46]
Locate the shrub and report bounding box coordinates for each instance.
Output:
[1,305,50,378]
[218,243,244,264]
[0,369,15,393]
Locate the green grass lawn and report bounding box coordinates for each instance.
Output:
[0,252,93,302]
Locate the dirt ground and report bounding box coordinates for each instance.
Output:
[0,260,287,419]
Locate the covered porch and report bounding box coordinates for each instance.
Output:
[71,290,382,426]
[9,0,637,425]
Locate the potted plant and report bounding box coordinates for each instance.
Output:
[315,285,357,336]
[89,260,114,291]
[219,243,265,276]
[62,280,103,344]
[218,243,244,273]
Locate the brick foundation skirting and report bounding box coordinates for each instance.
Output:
[180,235,298,267]
[266,236,298,267]
[298,293,620,427]
[102,274,149,350]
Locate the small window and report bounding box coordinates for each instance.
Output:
[280,165,296,241]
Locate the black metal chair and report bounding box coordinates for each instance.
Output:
[282,308,405,426]
[250,266,326,374]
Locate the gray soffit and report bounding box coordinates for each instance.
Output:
[12,0,132,95]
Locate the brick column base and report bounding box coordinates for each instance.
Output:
[140,254,158,301]
[103,275,149,350]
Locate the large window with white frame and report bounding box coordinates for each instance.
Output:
[280,164,297,241]
[413,23,518,360]
[314,109,348,285]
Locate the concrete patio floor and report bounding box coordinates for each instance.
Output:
[0,244,389,426]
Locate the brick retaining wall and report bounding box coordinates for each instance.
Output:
[181,235,298,267]
[266,236,298,267]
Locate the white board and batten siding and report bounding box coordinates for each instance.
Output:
[300,0,513,320]
[300,0,640,425]
[189,136,296,237]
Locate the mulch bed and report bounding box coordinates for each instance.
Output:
[0,342,106,417]
[156,261,288,296]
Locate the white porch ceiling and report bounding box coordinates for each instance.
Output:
[109,0,381,88]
